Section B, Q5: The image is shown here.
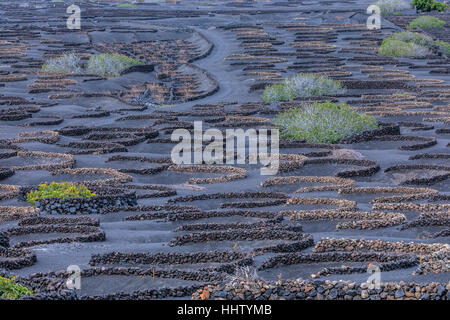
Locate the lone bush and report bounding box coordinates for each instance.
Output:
[85,53,144,77]
[262,74,346,102]
[0,276,34,300]
[274,101,379,144]
[26,182,96,206]
[379,31,450,57]
[379,39,430,57]
[407,16,446,29]
[378,31,436,57]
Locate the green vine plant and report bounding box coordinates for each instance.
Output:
[412,0,449,12]
[0,276,34,300]
[26,182,96,206]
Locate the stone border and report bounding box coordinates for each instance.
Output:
[384,164,450,185]
[9,151,74,171]
[0,247,36,270]
[409,153,450,160]
[303,158,380,178]
[168,228,309,247]
[0,184,19,201]
[49,168,132,187]
[59,141,128,154]
[119,184,176,199]
[125,208,280,222]
[82,132,146,146]
[258,251,417,273]
[0,231,9,247]
[9,130,59,144]
[0,206,40,223]
[339,124,400,144]
[193,278,450,300]
[373,202,450,213]
[0,167,14,181]
[32,266,226,285]
[89,251,248,266]
[338,186,439,204]
[167,165,247,184]
[32,191,136,215]
[168,191,288,205]
[21,115,63,127]
[261,176,355,193]
[286,197,357,210]
[313,238,449,275]
[7,222,105,248]
[283,210,406,230]
[313,238,448,254]
[18,216,99,227]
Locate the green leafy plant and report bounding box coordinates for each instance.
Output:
[407,16,446,29]
[433,1,449,11]
[373,0,410,15]
[412,0,449,12]
[26,182,96,206]
[262,73,346,102]
[85,53,144,77]
[0,276,34,300]
[274,101,379,144]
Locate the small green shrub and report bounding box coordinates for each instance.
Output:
[0,276,34,300]
[41,53,82,74]
[378,31,436,57]
[374,0,410,15]
[262,73,345,102]
[379,39,430,57]
[274,101,379,144]
[85,53,144,77]
[412,0,449,12]
[407,16,446,29]
[379,31,450,57]
[26,182,96,206]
